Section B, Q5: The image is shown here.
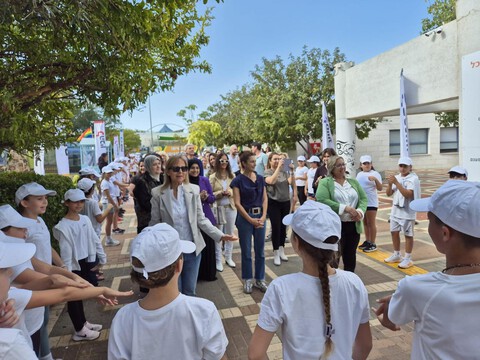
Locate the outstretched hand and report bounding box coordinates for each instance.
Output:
[221,234,238,242]
[50,274,90,289]
[97,289,134,306]
[371,295,400,331]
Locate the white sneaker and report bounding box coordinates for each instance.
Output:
[225,257,236,268]
[384,253,402,263]
[85,321,103,332]
[216,261,224,272]
[273,250,281,266]
[278,246,288,262]
[398,258,414,269]
[105,238,120,247]
[72,326,100,341]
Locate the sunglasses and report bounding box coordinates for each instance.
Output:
[170,166,188,173]
[219,160,229,164]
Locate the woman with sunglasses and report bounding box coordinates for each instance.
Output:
[210,152,237,272]
[150,155,237,296]
[316,155,367,273]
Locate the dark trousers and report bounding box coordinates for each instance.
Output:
[297,186,306,205]
[68,258,98,331]
[332,221,360,272]
[267,199,291,250]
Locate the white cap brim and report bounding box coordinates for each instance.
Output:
[410,197,430,212]
[282,213,293,226]
[0,241,36,268]
[179,240,196,254]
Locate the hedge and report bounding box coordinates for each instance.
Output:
[0,172,74,250]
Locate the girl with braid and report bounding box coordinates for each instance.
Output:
[248,201,372,360]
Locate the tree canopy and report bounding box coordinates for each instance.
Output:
[108,129,141,154]
[421,0,456,33]
[0,0,217,153]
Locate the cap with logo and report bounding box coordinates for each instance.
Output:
[130,223,196,279]
[282,200,341,251]
[15,182,57,205]
[0,204,37,230]
[410,180,480,238]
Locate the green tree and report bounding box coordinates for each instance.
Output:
[187,120,221,149]
[421,0,456,33]
[108,129,141,154]
[72,103,122,137]
[0,0,218,153]
[177,104,199,125]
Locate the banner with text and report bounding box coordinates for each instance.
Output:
[399,70,410,158]
[55,145,70,175]
[94,120,107,163]
[34,148,45,175]
[322,102,335,150]
[113,136,120,160]
[119,129,125,157]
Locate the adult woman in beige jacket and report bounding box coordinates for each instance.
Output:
[150,155,236,296]
[210,153,237,271]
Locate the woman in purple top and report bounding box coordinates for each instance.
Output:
[188,158,217,281]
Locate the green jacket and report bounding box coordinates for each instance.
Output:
[315,176,368,234]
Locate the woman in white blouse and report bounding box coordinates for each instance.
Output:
[149,155,236,296]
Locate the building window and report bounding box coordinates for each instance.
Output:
[440,127,458,153]
[389,129,428,156]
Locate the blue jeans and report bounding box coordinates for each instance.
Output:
[179,252,202,296]
[236,213,266,280]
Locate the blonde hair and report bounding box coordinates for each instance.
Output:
[326,155,344,178]
[160,155,189,191]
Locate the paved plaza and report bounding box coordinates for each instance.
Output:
[50,169,449,359]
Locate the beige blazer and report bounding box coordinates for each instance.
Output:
[149,183,224,255]
[209,174,235,209]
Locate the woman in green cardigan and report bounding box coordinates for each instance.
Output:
[316,155,367,272]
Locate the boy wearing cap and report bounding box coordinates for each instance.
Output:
[249,201,371,359]
[108,223,228,360]
[374,180,480,359]
[294,155,308,205]
[384,157,421,269]
[447,165,468,180]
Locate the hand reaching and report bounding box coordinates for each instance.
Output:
[371,295,400,331]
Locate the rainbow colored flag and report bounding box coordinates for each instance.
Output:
[77,127,93,142]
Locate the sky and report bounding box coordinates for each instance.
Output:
[120,0,430,132]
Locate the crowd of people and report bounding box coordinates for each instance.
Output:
[0,141,477,360]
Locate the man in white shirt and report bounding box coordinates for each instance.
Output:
[109,223,228,360]
[228,144,240,176]
[374,180,480,360]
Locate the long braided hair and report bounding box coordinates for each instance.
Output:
[295,231,338,359]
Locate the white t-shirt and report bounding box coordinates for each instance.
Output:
[389,272,480,360]
[257,271,369,360]
[295,166,308,187]
[9,287,39,340]
[306,168,317,194]
[25,217,52,265]
[390,173,420,220]
[228,154,239,173]
[0,328,36,360]
[356,170,382,208]
[333,181,360,222]
[81,198,103,237]
[101,178,117,203]
[110,176,121,197]
[108,294,228,360]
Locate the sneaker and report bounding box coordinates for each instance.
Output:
[225,258,236,268]
[243,279,253,294]
[216,261,224,272]
[363,243,377,253]
[253,280,268,293]
[398,258,414,269]
[358,240,370,250]
[84,321,103,332]
[72,326,100,341]
[105,239,120,247]
[112,228,125,234]
[384,253,402,263]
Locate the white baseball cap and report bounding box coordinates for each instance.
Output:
[102,166,114,174]
[15,182,57,205]
[297,155,306,162]
[109,162,123,170]
[448,166,468,177]
[77,178,96,192]
[79,167,101,178]
[410,180,480,238]
[0,236,36,268]
[307,156,321,163]
[282,200,341,251]
[64,189,86,202]
[398,157,412,166]
[0,204,37,230]
[360,155,372,164]
[130,223,196,278]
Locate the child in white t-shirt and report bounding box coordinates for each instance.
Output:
[100,166,121,246]
[78,178,113,238]
[109,223,228,360]
[384,157,420,269]
[249,201,372,360]
[356,155,383,253]
[374,180,480,360]
[53,189,108,341]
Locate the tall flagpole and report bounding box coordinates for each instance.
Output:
[322,102,335,150]
[399,69,410,158]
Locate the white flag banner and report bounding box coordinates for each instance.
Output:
[113,136,120,160]
[34,148,45,175]
[94,120,107,162]
[400,69,410,158]
[55,145,70,175]
[322,102,335,150]
[119,129,125,157]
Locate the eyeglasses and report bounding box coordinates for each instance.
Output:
[335,163,346,168]
[219,160,229,164]
[170,166,188,173]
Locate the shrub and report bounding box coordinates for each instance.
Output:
[0,172,74,251]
